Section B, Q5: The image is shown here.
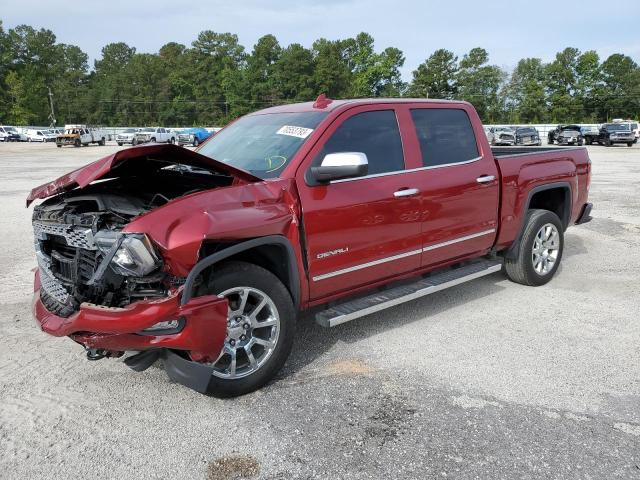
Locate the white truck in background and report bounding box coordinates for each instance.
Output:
[56,125,107,147]
[134,127,175,144]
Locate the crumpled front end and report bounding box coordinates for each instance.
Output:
[32,269,228,361]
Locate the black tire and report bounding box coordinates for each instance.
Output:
[605,139,611,147]
[117,142,123,146]
[193,138,199,147]
[150,137,156,143]
[132,138,137,146]
[201,261,296,397]
[169,137,175,144]
[99,138,105,146]
[627,142,634,147]
[504,209,564,287]
[74,139,80,147]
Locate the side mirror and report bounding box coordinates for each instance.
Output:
[311,152,369,183]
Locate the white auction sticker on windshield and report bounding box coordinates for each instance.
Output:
[276,125,314,139]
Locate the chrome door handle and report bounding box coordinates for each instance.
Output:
[394,188,420,198]
[476,175,496,184]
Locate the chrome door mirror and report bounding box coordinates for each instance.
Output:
[311,152,369,183]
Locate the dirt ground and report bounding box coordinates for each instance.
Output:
[1,141,639,479]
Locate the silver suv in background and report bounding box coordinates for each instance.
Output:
[116,128,141,146]
[488,126,516,146]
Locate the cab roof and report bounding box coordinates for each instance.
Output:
[250,97,469,115]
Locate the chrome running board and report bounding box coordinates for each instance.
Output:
[315,259,503,328]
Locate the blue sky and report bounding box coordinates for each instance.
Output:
[3,0,639,79]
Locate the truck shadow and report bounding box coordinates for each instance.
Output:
[280,272,508,380]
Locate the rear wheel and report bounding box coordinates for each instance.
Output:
[201,261,296,397]
[605,138,612,147]
[504,209,564,286]
[193,138,199,147]
[117,142,123,146]
[99,138,105,146]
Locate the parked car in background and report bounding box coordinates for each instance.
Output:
[599,123,635,147]
[489,126,516,146]
[27,129,56,142]
[56,125,107,147]
[27,97,592,396]
[547,125,573,144]
[116,128,141,146]
[580,126,600,145]
[613,119,639,141]
[0,126,22,142]
[135,127,175,144]
[177,127,213,147]
[555,125,584,146]
[514,126,541,146]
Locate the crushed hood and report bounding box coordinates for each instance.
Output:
[26,143,261,207]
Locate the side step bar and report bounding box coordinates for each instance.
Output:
[315,259,502,328]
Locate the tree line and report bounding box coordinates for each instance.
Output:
[0,21,639,127]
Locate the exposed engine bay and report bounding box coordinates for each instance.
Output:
[33,163,234,317]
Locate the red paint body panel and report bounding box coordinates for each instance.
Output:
[28,98,591,363]
[32,270,227,360]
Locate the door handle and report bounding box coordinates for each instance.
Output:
[393,188,420,198]
[476,175,496,184]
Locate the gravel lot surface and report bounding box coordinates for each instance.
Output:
[1,141,639,479]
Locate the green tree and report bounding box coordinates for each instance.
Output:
[456,47,505,122]
[599,54,640,120]
[503,58,547,123]
[312,38,352,98]
[545,47,582,122]
[408,49,458,98]
[272,43,316,101]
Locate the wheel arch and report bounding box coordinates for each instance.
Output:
[181,235,300,309]
[504,182,571,260]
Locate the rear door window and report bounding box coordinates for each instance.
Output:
[410,109,479,167]
[314,110,405,176]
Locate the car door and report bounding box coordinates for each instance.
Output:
[401,105,500,269]
[296,106,424,300]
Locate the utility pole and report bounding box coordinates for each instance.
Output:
[47,86,56,127]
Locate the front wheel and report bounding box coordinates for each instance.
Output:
[504,209,564,286]
[200,261,296,397]
[193,138,199,147]
[628,142,634,147]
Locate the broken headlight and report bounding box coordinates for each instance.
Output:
[111,234,160,277]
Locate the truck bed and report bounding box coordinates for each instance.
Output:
[492,145,591,252]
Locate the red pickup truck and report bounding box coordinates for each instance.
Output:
[28,97,592,396]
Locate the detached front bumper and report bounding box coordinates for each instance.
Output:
[32,270,228,362]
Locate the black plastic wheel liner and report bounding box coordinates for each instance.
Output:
[162,349,214,394]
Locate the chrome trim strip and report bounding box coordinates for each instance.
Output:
[329,156,483,184]
[312,248,422,282]
[312,228,496,282]
[423,229,496,252]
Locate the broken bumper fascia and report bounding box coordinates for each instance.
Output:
[32,269,228,362]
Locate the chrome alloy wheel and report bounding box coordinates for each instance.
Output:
[211,287,281,379]
[532,223,560,275]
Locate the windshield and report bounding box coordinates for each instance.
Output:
[122,128,136,133]
[198,111,328,179]
[606,124,631,131]
[141,127,155,133]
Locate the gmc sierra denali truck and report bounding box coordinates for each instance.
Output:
[27,96,592,397]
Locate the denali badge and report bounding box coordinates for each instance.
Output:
[317,247,349,259]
